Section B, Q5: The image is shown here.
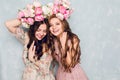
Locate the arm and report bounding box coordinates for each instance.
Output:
[5,19,21,34]
[5,19,27,44]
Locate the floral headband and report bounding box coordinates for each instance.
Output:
[18,0,73,28]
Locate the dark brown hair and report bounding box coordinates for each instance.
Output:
[49,15,81,72]
[27,18,51,60]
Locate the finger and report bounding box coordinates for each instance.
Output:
[31,41,35,48]
[33,46,36,53]
[30,41,35,50]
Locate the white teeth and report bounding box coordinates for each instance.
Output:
[37,34,42,39]
[53,29,59,33]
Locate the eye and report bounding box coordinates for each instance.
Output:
[56,22,60,25]
[37,29,41,32]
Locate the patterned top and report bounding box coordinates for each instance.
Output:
[15,28,55,80]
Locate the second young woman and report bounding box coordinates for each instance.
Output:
[5,18,55,80]
[49,14,88,80]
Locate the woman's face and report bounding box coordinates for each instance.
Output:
[35,24,47,40]
[49,18,64,37]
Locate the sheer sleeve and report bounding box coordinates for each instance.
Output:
[14,27,30,65]
[14,27,26,44]
[22,45,40,71]
[22,45,31,65]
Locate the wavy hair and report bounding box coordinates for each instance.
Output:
[49,15,81,72]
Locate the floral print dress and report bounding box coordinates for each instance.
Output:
[15,28,55,80]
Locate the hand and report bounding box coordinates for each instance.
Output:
[66,51,72,66]
[28,41,36,62]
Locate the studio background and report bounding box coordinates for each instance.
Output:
[0,0,120,80]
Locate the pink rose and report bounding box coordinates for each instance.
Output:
[35,7,42,15]
[64,9,73,19]
[59,6,66,14]
[35,15,44,21]
[21,18,27,22]
[18,11,25,19]
[63,10,70,19]
[53,5,59,14]
[27,18,34,25]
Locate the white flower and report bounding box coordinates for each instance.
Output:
[42,6,52,16]
[22,22,30,28]
[62,3,70,8]
[62,0,70,8]
[30,13,35,17]
[22,9,30,17]
[33,1,41,7]
[29,9,35,17]
[62,0,70,5]
[56,13,64,20]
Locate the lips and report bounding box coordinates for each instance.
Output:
[53,29,59,33]
[36,34,43,40]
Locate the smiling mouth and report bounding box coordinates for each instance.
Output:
[53,29,59,33]
[37,34,43,39]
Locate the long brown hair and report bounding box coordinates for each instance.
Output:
[49,15,81,72]
[27,18,51,60]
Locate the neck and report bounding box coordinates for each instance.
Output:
[57,33,63,40]
[57,31,67,39]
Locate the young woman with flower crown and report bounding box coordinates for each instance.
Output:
[49,14,88,80]
[49,14,89,80]
[48,0,88,80]
[5,1,55,80]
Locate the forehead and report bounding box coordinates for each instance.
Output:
[38,24,47,30]
[50,18,61,24]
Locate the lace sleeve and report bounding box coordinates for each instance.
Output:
[14,27,25,44]
[22,45,32,65]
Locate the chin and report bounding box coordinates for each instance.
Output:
[36,37,43,40]
[37,39,41,40]
[52,33,58,36]
[51,32,60,36]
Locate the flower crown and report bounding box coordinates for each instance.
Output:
[18,0,73,28]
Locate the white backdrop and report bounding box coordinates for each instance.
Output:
[0,0,120,80]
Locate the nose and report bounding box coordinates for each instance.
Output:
[40,31,44,36]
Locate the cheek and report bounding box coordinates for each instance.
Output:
[35,32,39,38]
[44,33,47,36]
[59,25,63,30]
[35,32,37,36]
[49,27,52,32]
